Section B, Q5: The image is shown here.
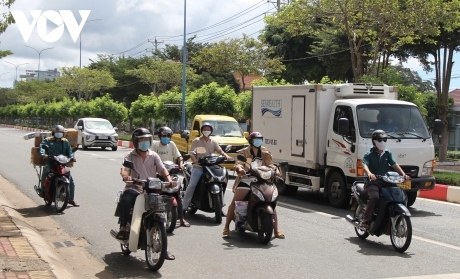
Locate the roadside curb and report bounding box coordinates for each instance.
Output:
[0,179,75,279]
[117,140,133,148]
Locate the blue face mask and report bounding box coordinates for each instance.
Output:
[54,132,63,139]
[160,137,170,145]
[138,141,151,151]
[252,139,263,148]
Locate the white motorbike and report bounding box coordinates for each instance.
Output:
[110,159,173,272]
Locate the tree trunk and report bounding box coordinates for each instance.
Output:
[439,112,448,162]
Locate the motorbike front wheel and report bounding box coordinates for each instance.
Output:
[354,205,369,239]
[212,194,222,224]
[54,182,69,213]
[390,214,412,253]
[145,221,167,271]
[166,206,177,233]
[257,211,273,244]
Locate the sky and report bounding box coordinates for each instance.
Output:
[0,0,459,91]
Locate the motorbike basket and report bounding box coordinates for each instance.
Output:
[144,194,173,212]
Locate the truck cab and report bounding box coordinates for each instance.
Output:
[171,115,249,169]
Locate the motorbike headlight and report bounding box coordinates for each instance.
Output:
[163,184,179,193]
[271,187,278,202]
[383,176,405,184]
[421,160,434,176]
[251,186,265,201]
[148,178,162,189]
[259,170,273,180]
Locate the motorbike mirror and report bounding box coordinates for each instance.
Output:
[170,168,179,175]
[71,146,78,153]
[183,154,191,161]
[122,159,135,169]
[237,154,247,162]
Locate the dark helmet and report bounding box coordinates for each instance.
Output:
[249,131,263,146]
[201,122,213,134]
[158,126,173,138]
[371,129,387,146]
[132,128,152,149]
[52,124,65,136]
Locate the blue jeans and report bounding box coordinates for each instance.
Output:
[182,167,203,210]
[41,165,76,200]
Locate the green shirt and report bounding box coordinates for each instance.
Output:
[362,147,396,176]
[39,137,74,160]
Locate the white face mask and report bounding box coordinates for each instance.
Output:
[54,132,63,139]
[373,140,386,151]
[202,131,211,137]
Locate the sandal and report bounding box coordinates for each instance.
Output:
[274,231,285,239]
[116,231,128,240]
[222,228,230,238]
[180,220,191,227]
[165,251,175,260]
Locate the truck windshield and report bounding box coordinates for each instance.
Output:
[356,104,430,139]
[208,121,243,137]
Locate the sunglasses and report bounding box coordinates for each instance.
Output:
[375,138,387,142]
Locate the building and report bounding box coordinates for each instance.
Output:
[19,68,61,82]
[233,73,262,91]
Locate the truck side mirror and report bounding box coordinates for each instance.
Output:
[338,118,349,136]
[243,132,249,139]
[181,130,190,139]
[190,130,199,138]
[433,119,443,135]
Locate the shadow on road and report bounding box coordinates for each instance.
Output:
[221,231,279,250]
[182,212,223,227]
[345,237,413,257]
[15,205,70,217]
[408,207,442,218]
[98,252,167,278]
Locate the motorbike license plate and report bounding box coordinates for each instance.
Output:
[99,136,108,139]
[397,180,411,190]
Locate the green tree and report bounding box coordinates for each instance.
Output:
[56,66,116,101]
[0,0,15,60]
[156,87,184,122]
[130,94,157,127]
[192,34,285,91]
[91,94,128,123]
[186,83,237,117]
[14,80,65,104]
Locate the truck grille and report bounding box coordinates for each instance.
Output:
[400,166,419,177]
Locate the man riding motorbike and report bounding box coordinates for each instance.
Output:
[361,129,411,229]
[152,126,189,227]
[182,122,232,216]
[222,131,285,239]
[117,127,177,260]
[39,124,79,206]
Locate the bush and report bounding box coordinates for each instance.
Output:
[434,171,460,186]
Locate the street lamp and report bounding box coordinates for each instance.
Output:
[24,45,54,80]
[4,61,29,81]
[181,0,187,131]
[0,72,10,80]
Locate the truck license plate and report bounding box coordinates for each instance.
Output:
[397,180,411,190]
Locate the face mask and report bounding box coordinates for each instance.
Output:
[160,137,170,145]
[202,131,211,137]
[385,119,393,125]
[54,132,63,139]
[373,140,386,151]
[253,139,263,148]
[138,141,151,151]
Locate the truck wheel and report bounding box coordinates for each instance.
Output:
[406,192,417,207]
[327,172,349,208]
[81,138,88,150]
[276,179,297,196]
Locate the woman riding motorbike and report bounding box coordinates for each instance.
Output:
[222,131,285,239]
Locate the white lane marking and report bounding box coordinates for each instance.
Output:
[412,235,460,251]
[418,197,460,207]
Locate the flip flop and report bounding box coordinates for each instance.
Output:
[165,251,175,260]
[180,221,191,227]
[222,228,230,238]
[274,231,285,239]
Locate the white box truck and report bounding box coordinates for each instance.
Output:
[252,83,441,208]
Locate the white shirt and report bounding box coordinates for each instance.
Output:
[151,140,182,162]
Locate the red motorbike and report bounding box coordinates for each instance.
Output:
[34,145,77,213]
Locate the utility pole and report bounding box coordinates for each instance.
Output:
[148,37,164,94]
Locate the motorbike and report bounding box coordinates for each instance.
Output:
[233,154,287,244]
[345,172,412,253]
[110,159,174,271]
[33,145,77,213]
[182,147,230,223]
[159,155,190,233]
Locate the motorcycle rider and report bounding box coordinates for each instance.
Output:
[222,131,285,239]
[182,122,232,216]
[361,129,411,229]
[39,125,79,206]
[118,128,177,260]
[151,126,189,227]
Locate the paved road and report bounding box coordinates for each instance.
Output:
[1,126,460,279]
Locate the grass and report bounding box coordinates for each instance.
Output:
[434,171,460,186]
[118,134,132,141]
